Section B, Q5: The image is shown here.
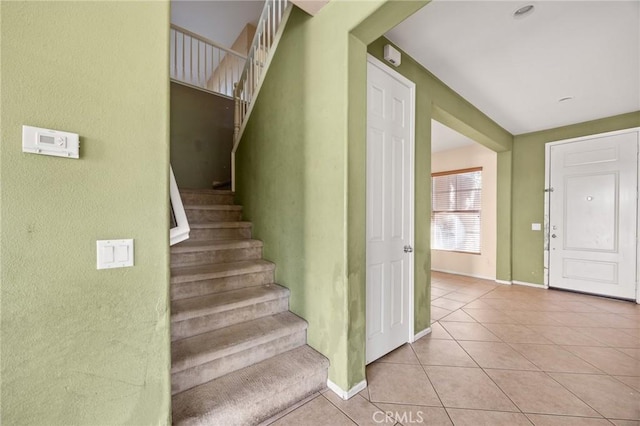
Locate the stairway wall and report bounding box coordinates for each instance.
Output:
[234,2,428,392]
[171,83,233,188]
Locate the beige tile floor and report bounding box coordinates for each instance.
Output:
[266,272,639,425]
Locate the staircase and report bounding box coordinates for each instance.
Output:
[170,189,329,425]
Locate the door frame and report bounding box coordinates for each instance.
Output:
[543,127,640,304]
[365,54,416,360]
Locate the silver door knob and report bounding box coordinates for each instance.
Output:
[404,245,413,253]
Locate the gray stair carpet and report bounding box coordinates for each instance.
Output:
[171,189,328,425]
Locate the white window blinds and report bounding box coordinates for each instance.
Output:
[431,168,482,254]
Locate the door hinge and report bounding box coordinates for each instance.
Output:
[544,187,554,193]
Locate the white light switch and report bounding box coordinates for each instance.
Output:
[114,244,129,262]
[531,223,542,231]
[102,245,115,263]
[97,239,134,269]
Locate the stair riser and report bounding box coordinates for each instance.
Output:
[171,247,262,268]
[180,366,328,426]
[186,209,242,223]
[171,330,306,395]
[171,270,275,300]
[180,193,234,205]
[189,227,252,241]
[171,297,289,341]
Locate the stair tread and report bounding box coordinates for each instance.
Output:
[189,221,252,229]
[172,345,329,426]
[184,204,242,211]
[180,189,234,195]
[171,239,262,253]
[171,284,289,322]
[171,259,274,284]
[171,311,307,373]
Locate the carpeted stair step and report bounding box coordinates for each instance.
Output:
[189,221,252,241]
[185,205,243,223]
[171,239,263,268]
[179,189,235,206]
[171,311,308,395]
[172,345,329,426]
[171,284,289,341]
[171,260,275,300]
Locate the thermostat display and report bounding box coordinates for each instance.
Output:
[22,125,79,159]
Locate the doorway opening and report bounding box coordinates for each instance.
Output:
[429,119,500,321]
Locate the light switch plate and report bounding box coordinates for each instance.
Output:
[97,239,134,269]
[531,223,542,231]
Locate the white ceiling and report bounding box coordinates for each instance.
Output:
[386,1,640,135]
[171,1,264,50]
[432,120,476,152]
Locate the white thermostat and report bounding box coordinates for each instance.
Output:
[22,125,80,159]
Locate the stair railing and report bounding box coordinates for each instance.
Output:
[231,0,292,191]
[170,24,247,98]
[170,166,190,246]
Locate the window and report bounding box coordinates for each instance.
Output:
[431,167,482,254]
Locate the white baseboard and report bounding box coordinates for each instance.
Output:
[495,279,512,285]
[327,379,367,400]
[412,327,431,342]
[513,280,548,289]
[431,268,495,281]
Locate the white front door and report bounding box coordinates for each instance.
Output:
[366,56,415,364]
[548,130,639,300]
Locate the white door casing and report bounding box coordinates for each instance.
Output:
[546,129,639,301]
[366,55,415,364]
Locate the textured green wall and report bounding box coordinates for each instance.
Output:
[496,151,513,281]
[236,0,428,390]
[1,2,171,425]
[170,83,233,189]
[511,111,640,285]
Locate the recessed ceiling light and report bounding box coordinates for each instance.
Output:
[513,4,535,19]
[558,96,574,103]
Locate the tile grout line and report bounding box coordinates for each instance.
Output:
[470,291,612,421]
[544,369,629,421]
[408,341,455,425]
[319,393,365,426]
[444,288,531,419]
[430,271,640,424]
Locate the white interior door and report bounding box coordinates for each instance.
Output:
[366,56,414,364]
[548,131,638,300]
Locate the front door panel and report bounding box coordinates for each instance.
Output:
[549,132,638,299]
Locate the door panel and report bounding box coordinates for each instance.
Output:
[366,57,414,364]
[549,131,638,299]
[564,172,617,251]
[367,264,384,338]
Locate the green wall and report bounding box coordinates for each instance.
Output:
[511,111,640,285]
[170,83,233,189]
[236,0,428,390]
[236,0,515,390]
[1,2,171,424]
